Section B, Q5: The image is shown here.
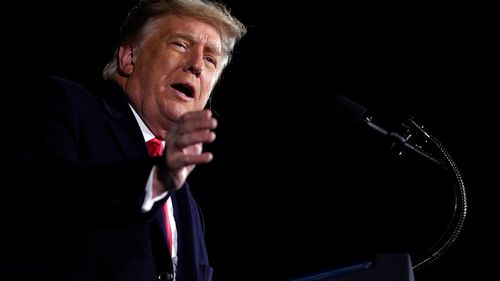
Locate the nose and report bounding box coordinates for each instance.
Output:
[184,50,203,77]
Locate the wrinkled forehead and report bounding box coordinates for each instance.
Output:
[144,15,222,45]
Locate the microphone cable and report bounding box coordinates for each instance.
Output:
[407,117,468,272]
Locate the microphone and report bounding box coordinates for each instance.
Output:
[334,95,468,272]
[334,95,443,166]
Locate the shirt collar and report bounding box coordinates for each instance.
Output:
[129,104,155,142]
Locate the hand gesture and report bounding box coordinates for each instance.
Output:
[159,109,217,191]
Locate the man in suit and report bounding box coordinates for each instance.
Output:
[1,0,246,280]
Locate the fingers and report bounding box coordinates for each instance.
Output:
[166,109,217,168]
[173,131,215,151]
[159,110,217,190]
[172,150,213,170]
[168,109,217,150]
[174,110,217,135]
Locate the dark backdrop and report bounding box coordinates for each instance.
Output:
[3,1,496,280]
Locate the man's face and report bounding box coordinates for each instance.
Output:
[123,14,223,135]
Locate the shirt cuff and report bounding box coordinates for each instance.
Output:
[141,166,168,212]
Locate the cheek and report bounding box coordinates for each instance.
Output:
[201,93,212,108]
[199,77,216,103]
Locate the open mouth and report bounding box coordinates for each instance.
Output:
[171,83,194,98]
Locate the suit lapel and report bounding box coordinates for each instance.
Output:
[172,186,199,281]
[96,80,147,159]
[145,209,172,276]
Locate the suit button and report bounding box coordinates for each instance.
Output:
[158,271,173,281]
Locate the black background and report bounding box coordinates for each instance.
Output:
[3,1,496,280]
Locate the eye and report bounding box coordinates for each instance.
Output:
[172,41,187,49]
[204,56,217,66]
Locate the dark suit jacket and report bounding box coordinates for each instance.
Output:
[1,75,212,281]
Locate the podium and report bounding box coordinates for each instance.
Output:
[287,253,415,281]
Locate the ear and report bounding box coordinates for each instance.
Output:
[118,45,134,76]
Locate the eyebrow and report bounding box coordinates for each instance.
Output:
[174,32,222,57]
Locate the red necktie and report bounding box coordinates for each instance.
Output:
[145,138,173,254]
[146,138,163,157]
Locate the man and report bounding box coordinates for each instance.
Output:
[1,0,246,280]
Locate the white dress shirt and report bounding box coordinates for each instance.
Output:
[129,105,178,276]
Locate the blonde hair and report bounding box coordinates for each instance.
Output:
[102,0,247,80]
